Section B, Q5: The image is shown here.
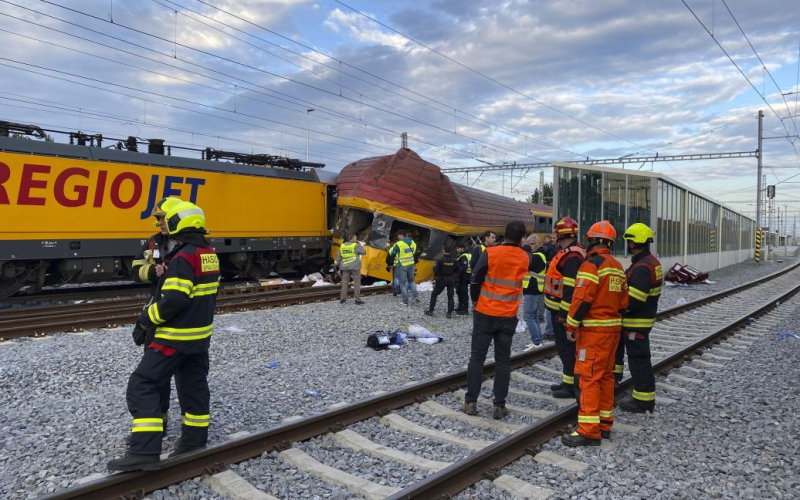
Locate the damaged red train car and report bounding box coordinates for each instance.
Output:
[332,148,553,282]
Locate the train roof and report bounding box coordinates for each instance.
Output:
[0,136,321,183]
[337,148,551,230]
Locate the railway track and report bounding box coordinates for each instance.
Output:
[42,260,799,500]
[0,282,387,340]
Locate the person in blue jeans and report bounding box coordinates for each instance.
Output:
[388,230,420,306]
[522,235,547,350]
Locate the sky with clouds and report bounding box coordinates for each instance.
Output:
[1,0,799,226]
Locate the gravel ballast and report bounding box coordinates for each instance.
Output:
[0,256,794,498]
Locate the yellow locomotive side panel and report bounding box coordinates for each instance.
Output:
[0,152,327,240]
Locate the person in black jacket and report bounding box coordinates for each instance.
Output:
[425,246,457,318]
[129,197,183,433]
[454,242,471,315]
[108,201,220,472]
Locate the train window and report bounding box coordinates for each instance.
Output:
[339,208,374,242]
[389,221,431,258]
[367,214,394,249]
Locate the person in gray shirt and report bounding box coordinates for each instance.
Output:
[336,233,367,305]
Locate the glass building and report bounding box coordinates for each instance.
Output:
[552,163,755,271]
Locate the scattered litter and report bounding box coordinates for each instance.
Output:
[515,322,527,334]
[416,281,435,292]
[372,280,388,286]
[280,279,293,284]
[675,297,688,305]
[307,272,324,282]
[702,280,716,284]
[312,280,333,287]
[747,317,755,322]
[73,300,85,304]
[223,326,246,333]
[266,361,281,369]
[776,333,800,340]
[388,344,401,349]
[407,324,443,344]
[301,275,310,282]
[304,389,322,398]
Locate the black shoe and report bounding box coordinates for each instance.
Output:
[614,373,622,386]
[424,309,433,317]
[168,440,206,459]
[340,299,346,305]
[543,334,555,340]
[455,310,468,316]
[561,432,601,447]
[107,453,160,471]
[550,382,563,391]
[493,406,509,420]
[617,395,655,414]
[551,385,575,399]
[355,300,364,305]
[393,292,398,297]
[601,430,611,439]
[446,312,452,319]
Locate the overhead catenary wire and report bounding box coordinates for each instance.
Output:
[176,0,585,159]
[333,0,659,156]
[29,0,551,164]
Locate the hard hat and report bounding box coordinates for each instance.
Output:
[554,217,579,237]
[150,197,183,219]
[623,223,655,244]
[587,220,617,241]
[165,201,206,236]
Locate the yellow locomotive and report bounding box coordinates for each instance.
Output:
[0,122,333,297]
[331,148,553,282]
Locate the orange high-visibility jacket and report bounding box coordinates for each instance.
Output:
[543,244,586,314]
[475,245,530,318]
[566,247,629,333]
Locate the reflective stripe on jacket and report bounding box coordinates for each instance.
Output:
[566,247,629,332]
[458,253,471,274]
[138,241,220,353]
[622,250,662,331]
[523,251,547,293]
[544,244,586,312]
[339,242,358,266]
[475,245,530,318]
[393,240,417,267]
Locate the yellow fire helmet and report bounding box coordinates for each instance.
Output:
[623,223,655,244]
[150,197,184,226]
[165,200,206,236]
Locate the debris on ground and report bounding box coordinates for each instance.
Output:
[776,333,800,340]
[664,263,710,284]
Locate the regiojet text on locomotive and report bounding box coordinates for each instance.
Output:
[0,161,205,218]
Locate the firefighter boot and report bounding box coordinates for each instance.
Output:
[561,431,600,447]
[107,453,161,471]
[617,395,655,414]
[168,439,207,458]
[601,430,611,439]
[551,383,575,399]
[550,382,563,391]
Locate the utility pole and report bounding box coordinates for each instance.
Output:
[401,132,407,148]
[539,170,544,204]
[756,110,764,250]
[306,108,315,162]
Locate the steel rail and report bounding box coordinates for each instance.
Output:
[385,283,800,499]
[0,285,389,340]
[40,260,799,499]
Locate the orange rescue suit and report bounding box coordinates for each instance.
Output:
[566,247,629,440]
[475,245,530,318]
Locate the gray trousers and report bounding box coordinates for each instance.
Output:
[340,269,361,300]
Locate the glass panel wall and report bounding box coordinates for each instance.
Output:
[657,180,683,258]
[628,175,651,229]
[603,172,627,256]
[721,209,739,251]
[741,219,753,250]
[579,171,602,247]
[687,193,717,254]
[557,167,580,222]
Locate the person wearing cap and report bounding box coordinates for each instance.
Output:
[616,223,662,414]
[108,201,220,471]
[129,197,183,437]
[335,233,366,305]
[561,221,628,447]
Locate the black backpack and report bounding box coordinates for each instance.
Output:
[366,329,398,350]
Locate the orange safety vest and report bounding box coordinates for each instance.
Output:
[475,245,530,318]
[544,244,586,310]
[566,248,629,332]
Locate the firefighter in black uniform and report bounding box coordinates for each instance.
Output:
[129,197,183,431]
[425,246,458,318]
[616,223,662,413]
[469,231,496,302]
[108,201,220,471]
[455,242,470,315]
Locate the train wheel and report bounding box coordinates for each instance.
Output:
[0,278,24,299]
